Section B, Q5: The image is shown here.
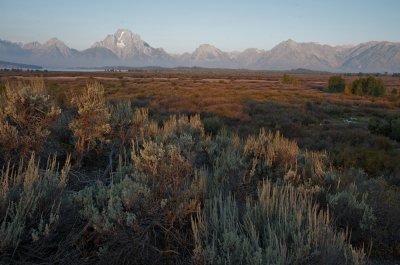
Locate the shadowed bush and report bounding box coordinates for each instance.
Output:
[192,180,366,265]
[0,154,70,256]
[203,116,224,136]
[71,112,207,264]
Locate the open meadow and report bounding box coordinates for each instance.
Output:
[0,69,399,264]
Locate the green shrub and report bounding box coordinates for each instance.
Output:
[368,117,391,135]
[328,188,376,235]
[369,116,400,142]
[203,116,224,136]
[328,76,346,93]
[390,117,400,141]
[361,177,400,257]
[351,77,386,97]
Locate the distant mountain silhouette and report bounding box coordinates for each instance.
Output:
[1,29,399,72]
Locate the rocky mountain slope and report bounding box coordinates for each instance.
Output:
[1,29,399,72]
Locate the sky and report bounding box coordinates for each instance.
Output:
[1,0,399,53]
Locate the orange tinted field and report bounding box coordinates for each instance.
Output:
[2,70,399,121]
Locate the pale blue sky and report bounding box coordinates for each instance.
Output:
[1,0,399,53]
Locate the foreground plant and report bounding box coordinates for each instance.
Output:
[69,82,111,165]
[0,154,70,251]
[192,180,367,265]
[0,78,61,162]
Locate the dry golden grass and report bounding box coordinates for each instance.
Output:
[1,70,399,121]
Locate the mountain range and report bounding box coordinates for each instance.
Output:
[1,29,399,72]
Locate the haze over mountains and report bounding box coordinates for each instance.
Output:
[1,29,399,72]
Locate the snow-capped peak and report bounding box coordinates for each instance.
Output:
[117,31,126,48]
[194,44,222,57]
[91,29,166,60]
[118,31,125,41]
[44,38,65,47]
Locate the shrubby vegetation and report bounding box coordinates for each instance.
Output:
[69,82,111,165]
[0,77,399,264]
[328,75,346,93]
[369,115,400,142]
[327,75,386,96]
[281,73,299,86]
[0,154,70,260]
[351,76,386,96]
[202,116,224,136]
[0,79,61,162]
[192,181,366,265]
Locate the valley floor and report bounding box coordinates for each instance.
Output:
[0,69,399,264]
